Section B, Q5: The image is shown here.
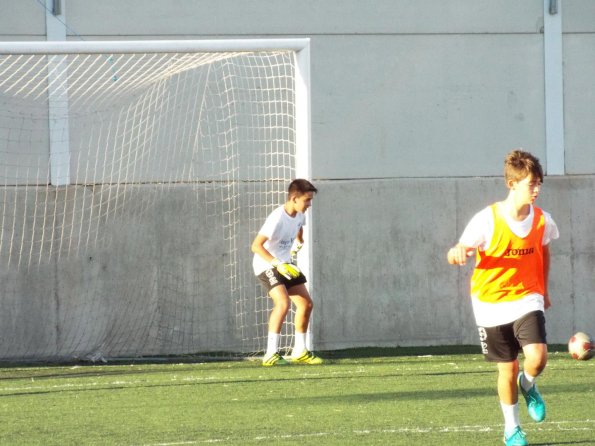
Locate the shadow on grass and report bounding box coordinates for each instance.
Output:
[322,345,483,358]
[0,346,478,382]
[323,344,569,359]
[0,344,573,384]
[1,379,495,401]
[0,363,495,399]
[532,442,595,445]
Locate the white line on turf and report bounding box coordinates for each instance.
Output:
[140,419,595,445]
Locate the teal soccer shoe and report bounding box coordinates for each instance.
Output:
[518,372,546,422]
[503,426,528,446]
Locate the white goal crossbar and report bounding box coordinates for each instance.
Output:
[0,39,311,54]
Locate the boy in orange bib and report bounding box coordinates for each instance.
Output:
[447,150,559,446]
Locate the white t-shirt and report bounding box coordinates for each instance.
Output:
[459,203,559,327]
[252,206,306,275]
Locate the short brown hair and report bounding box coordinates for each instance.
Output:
[288,179,317,198]
[504,150,544,184]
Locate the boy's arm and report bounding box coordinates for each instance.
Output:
[447,208,488,266]
[296,227,304,245]
[447,243,475,265]
[251,234,275,263]
[543,244,552,309]
[291,227,304,265]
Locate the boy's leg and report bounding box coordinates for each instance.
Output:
[287,283,322,364]
[518,342,547,422]
[287,283,313,334]
[516,311,548,422]
[498,361,528,446]
[479,324,526,444]
[262,285,291,366]
[521,343,548,381]
[267,285,291,334]
[497,360,520,405]
[257,269,292,338]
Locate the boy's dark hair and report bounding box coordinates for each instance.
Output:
[288,179,317,198]
[504,150,544,184]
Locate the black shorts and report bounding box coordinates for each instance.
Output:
[477,311,547,362]
[257,268,307,293]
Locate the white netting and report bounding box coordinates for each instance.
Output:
[0,43,304,360]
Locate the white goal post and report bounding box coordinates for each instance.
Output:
[0,39,312,361]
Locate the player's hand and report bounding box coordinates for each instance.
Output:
[290,242,303,265]
[271,258,301,279]
[544,292,552,310]
[447,244,474,265]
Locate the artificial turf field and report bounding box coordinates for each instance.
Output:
[1,347,593,445]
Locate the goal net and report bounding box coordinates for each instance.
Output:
[0,39,312,361]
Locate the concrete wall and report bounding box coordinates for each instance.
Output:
[1,0,594,358]
[0,185,249,360]
[312,176,595,350]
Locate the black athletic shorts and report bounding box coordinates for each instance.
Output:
[477,310,547,362]
[257,268,307,293]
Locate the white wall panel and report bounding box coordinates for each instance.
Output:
[312,34,545,178]
[62,0,542,36]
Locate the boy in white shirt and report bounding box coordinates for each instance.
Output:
[251,179,323,366]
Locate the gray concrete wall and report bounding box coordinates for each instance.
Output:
[1,1,594,358]
[311,176,594,350]
[0,185,250,360]
[1,176,589,360]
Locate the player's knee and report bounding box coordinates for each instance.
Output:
[273,299,290,315]
[524,345,548,370]
[294,300,312,313]
[302,299,313,313]
[533,357,547,374]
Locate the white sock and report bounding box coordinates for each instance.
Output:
[520,371,536,392]
[500,402,520,435]
[265,332,280,357]
[292,332,307,356]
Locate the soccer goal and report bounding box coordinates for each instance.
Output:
[0,39,312,361]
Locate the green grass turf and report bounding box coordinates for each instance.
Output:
[0,347,593,445]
